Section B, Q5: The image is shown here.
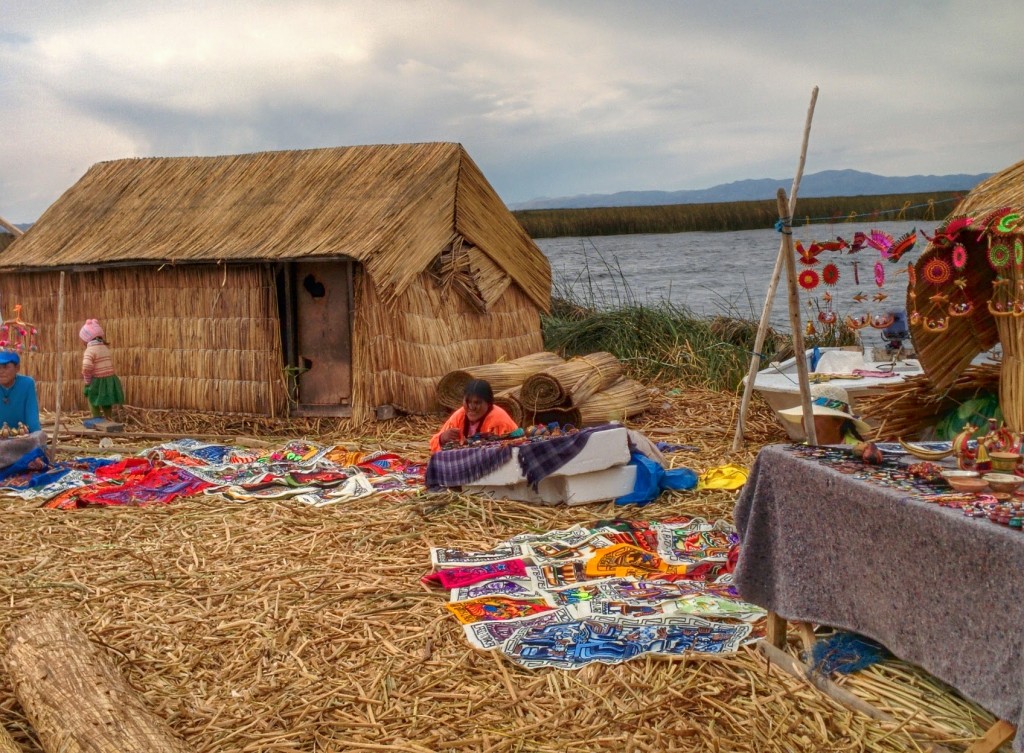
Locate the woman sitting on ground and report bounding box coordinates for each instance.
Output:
[430,379,518,453]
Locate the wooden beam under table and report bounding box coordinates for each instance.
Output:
[762,611,1015,753]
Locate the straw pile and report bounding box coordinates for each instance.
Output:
[857,363,1001,440]
[0,387,1006,753]
[519,352,622,410]
[436,352,564,409]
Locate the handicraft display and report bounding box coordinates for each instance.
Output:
[427,518,762,670]
[792,226,919,343]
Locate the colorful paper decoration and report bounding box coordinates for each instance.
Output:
[821,262,840,286]
[798,269,819,290]
[922,257,952,285]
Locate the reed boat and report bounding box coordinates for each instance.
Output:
[746,346,999,440]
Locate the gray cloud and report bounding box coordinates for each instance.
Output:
[2,0,1023,222]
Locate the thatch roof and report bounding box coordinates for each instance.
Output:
[1,143,550,310]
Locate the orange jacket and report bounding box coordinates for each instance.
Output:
[429,405,518,453]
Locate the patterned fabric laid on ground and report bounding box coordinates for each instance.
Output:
[2,438,425,510]
[517,424,616,490]
[425,444,515,490]
[426,517,763,670]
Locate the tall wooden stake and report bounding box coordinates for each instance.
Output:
[732,85,819,451]
[777,188,817,444]
[50,271,65,459]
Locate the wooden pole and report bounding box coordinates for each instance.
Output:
[778,187,817,444]
[4,610,192,753]
[0,215,24,236]
[50,272,65,459]
[731,85,819,451]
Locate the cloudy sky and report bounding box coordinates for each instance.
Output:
[2,0,1023,223]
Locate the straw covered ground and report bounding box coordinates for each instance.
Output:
[0,388,1008,753]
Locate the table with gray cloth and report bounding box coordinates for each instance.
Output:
[734,443,1024,748]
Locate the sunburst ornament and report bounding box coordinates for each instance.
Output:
[821,262,840,287]
[952,244,967,270]
[988,241,1011,270]
[997,213,1021,234]
[922,257,952,285]
[798,269,819,290]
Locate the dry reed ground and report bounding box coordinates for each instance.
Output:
[0,388,1008,753]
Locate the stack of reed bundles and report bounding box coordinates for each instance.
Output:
[524,378,653,428]
[519,352,622,411]
[436,352,564,409]
[493,387,524,426]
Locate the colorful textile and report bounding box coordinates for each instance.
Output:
[516,424,614,490]
[429,517,762,670]
[0,430,47,471]
[7,438,426,510]
[425,444,515,490]
[421,559,529,589]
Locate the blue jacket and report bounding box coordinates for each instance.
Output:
[0,375,42,433]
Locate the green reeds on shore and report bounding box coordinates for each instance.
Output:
[542,253,856,391]
[515,192,961,238]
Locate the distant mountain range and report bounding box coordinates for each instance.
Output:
[509,169,993,210]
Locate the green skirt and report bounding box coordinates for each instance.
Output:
[84,375,125,408]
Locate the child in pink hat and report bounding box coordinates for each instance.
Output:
[80,319,124,422]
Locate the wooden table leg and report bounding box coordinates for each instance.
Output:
[766,611,788,649]
[965,719,1015,753]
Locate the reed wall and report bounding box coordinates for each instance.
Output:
[0,265,288,415]
[352,267,543,420]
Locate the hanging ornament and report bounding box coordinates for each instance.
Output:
[1016,237,1024,267]
[822,291,833,302]
[988,278,1013,316]
[851,260,860,285]
[796,241,823,265]
[852,292,867,303]
[817,309,837,325]
[872,292,888,302]
[887,230,917,262]
[806,321,817,336]
[821,262,840,287]
[924,317,950,332]
[997,213,1021,234]
[870,313,896,329]
[907,261,916,286]
[874,261,885,287]
[949,279,973,317]
[844,313,870,330]
[988,241,1011,270]
[922,257,952,285]
[798,269,819,290]
[951,243,967,270]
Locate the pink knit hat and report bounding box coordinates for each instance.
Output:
[79,319,104,343]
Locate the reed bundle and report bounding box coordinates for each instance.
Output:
[0,385,1000,753]
[435,351,564,409]
[493,387,524,426]
[855,363,1000,440]
[519,351,622,411]
[578,378,654,426]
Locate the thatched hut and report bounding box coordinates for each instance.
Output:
[0,143,550,421]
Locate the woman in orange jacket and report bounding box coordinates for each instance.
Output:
[430,379,518,453]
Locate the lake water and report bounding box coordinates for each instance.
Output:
[535,219,923,337]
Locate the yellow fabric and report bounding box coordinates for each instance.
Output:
[697,464,749,491]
